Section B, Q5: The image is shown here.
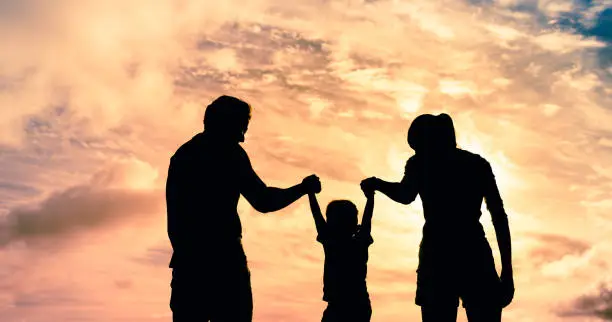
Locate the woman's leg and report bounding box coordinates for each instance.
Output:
[353,298,372,322]
[321,302,334,322]
[421,306,458,322]
[460,239,503,322]
[322,300,371,322]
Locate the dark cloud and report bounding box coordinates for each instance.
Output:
[134,245,172,267]
[114,279,133,289]
[12,287,84,308]
[523,232,591,266]
[561,282,612,320]
[1,186,163,246]
[0,160,164,247]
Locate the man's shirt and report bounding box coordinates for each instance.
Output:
[166,132,267,269]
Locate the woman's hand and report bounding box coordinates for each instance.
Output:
[360,177,379,196]
[500,269,515,308]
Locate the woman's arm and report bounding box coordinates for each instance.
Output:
[484,162,512,274]
[483,160,514,307]
[372,179,417,205]
[362,157,419,205]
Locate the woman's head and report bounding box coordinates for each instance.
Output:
[407,113,456,154]
[326,200,358,237]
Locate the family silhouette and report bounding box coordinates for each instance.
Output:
[165,95,515,322]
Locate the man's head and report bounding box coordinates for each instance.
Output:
[203,95,252,143]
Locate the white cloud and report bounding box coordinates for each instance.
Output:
[532,32,606,54]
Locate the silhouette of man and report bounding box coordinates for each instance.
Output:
[166,95,321,322]
[361,114,514,322]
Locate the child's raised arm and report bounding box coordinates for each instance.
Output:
[308,193,326,235]
[361,191,375,236]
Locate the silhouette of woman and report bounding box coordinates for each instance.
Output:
[361,114,514,322]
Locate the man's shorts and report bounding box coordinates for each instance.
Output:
[170,247,253,322]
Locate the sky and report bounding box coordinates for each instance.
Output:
[1,0,612,321]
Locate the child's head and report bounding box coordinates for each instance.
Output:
[325,200,358,237]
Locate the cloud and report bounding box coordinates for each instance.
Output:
[525,232,591,265]
[561,282,612,320]
[0,158,163,246]
[134,245,172,267]
[532,31,606,54]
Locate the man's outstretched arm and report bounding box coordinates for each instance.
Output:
[246,185,307,213]
[239,149,319,213]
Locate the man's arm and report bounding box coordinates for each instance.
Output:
[308,193,327,235]
[362,158,418,205]
[239,148,316,213]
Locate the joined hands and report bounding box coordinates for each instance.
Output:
[302,175,322,194]
[360,177,379,198]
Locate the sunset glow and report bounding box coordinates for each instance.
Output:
[1,0,612,321]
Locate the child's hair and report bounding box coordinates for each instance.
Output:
[326,200,358,234]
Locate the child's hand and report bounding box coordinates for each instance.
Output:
[302,174,322,194]
[363,188,375,199]
[360,177,379,197]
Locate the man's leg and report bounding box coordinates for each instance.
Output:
[209,265,253,322]
[420,306,458,322]
[170,269,211,322]
[465,306,502,322]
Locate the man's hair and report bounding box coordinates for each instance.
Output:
[436,113,457,150]
[203,95,252,131]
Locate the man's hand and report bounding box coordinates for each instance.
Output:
[302,175,322,194]
[360,177,379,196]
[500,269,515,308]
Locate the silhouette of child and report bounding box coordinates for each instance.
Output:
[308,186,375,322]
